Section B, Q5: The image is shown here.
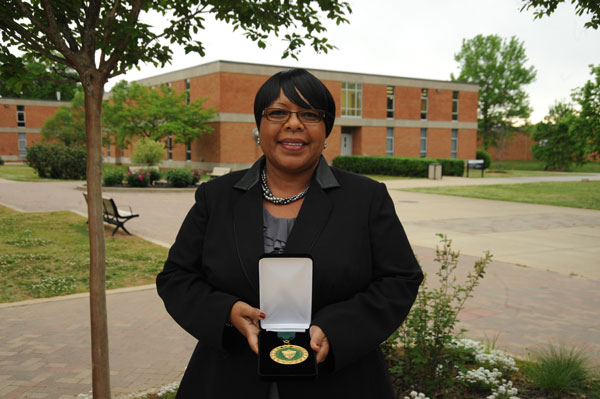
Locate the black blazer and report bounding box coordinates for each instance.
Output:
[156,156,423,399]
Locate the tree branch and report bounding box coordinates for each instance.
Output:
[0,19,68,65]
[37,0,75,57]
[82,0,102,62]
[100,0,143,75]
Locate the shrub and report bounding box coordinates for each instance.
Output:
[26,143,86,179]
[131,138,165,166]
[103,169,124,186]
[382,234,492,397]
[526,343,596,395]
[332,155,465,177]
[147,168,161,184]
[124,170,151,187]
[476,149,492,169]
[0,156,4,166]
[192,168,205,184]
[166,168,194,187]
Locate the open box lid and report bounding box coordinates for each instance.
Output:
[259,256,312,332]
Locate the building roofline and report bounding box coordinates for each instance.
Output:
[0,97,70,106]
[135,59,479,92]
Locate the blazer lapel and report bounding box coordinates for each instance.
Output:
[233,182,264,296]
[285,180,333,254]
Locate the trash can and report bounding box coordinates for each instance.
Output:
[428,163,442,180]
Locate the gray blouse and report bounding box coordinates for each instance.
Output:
[263,207,295,254]
[263,207,296,399]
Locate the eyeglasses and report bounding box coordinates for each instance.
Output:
[262,108,325,124]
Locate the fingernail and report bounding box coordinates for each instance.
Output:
[259,312,266,319]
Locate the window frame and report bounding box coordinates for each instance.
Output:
[17,105,26,127]
[341,82,362,117]
[420,128,427,158]
[451,129,458,158]
[386,127,394,156]
[452,91,459,121]
[420,89,428,120]
[386,86,394,119]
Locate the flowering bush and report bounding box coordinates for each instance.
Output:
[192,168,205,184]
[125,170,150,187]
[382,234,492,397]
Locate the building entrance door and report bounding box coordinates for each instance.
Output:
[341,128,353,156]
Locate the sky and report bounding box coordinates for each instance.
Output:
[107,0,600,124]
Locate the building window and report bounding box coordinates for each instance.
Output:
[452,91,459,121]
[420,89,428,120]
[185,79,191,105]
[186,142,192,161]
[341,82,362,117]
[386,127,394,156]
[167,136,173,160]
[420,128,427,157]
[107,142,111,157]
[18,133,27,157]
[451,129,458,158]
[386,86,394,119]
[17,105,26,127]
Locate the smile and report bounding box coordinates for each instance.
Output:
[279,141,307,151]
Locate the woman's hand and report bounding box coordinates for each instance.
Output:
[309,325,330,363]
[229,301,266,354]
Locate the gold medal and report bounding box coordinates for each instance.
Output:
[270,339,309,365]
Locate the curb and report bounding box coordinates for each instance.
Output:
[0,284,157,309]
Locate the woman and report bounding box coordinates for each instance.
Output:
[156,68,423,399]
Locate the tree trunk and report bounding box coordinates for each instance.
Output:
[83,80,111,399]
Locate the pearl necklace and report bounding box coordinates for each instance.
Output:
[260,168,309,205]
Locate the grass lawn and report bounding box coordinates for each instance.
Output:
[0,205,168,303]
[0,164,76,182]
[491,160,600,173]
[402,181,600,210]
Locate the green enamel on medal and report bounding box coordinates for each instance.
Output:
[270,332,309,365]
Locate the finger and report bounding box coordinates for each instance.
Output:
[238,302,266,321]
[246,325,260,354]
[316,338,329,363]
[309,326,325,352]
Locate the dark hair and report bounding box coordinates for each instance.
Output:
[254,68,336,137]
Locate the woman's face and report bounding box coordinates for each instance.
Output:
[259,90,326,176]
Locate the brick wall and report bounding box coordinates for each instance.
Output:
[479,131,536,161]
[395,87,421,120]
[395,128,420,157]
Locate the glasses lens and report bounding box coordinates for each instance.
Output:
[299,111,323,123]
[266,108,290,121]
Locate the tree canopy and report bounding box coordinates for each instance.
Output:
[451,34,537,150]
[521,0,600,29]
[103,81,215,149]
[531,101,587,170]
[41,89,86,146]
[573,64,600,158]
[0,51,79,100]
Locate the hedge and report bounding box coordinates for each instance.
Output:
[331,155,465,177]
[26,144,86,180]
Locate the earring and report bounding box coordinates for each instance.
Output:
[324,142,327,149]
[257,136,260,145]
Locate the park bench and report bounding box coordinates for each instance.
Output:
[466,159,485,177]
[207,166,231,179]
[128,165,160,173]
[83,193,139,236]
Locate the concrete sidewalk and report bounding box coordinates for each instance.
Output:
[0,174,599,398]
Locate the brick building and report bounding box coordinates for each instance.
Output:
[0,98,69,161]
[0,60,479,168]
[113,60,479,169]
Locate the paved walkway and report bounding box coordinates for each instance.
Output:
[0,174,599,398]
